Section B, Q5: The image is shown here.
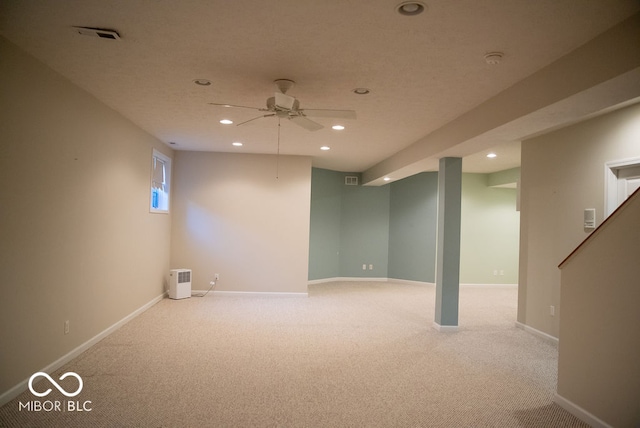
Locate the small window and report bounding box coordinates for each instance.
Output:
[150,149,171,213]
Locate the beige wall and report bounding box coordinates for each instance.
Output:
[170,151,311,294]
[518,102,640,337]
[0,37,172,396]
[557,190,640,427]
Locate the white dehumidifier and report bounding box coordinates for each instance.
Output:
[169,269,191,299]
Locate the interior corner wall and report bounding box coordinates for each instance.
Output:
[308,169,391,280]
[308,168,343,280]
[309,169,519,285]
[518,101,640,338]
[388,172,438,282]
[339,180,390,278]
[170,152,311,293]
[460,173,520,284]
[0,37,172,396]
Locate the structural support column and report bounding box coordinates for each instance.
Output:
[434,157,462,331]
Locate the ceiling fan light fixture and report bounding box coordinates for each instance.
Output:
[353,88,370,95]
[220,119,233,125]
[396,1,426,16]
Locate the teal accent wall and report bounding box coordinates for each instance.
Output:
[339,183,390,278]
[388,173,438,282]
[309,168,520,284]
[308,168,389,280]
[308,168,342,279]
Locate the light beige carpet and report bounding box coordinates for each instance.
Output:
[0,281,588,427]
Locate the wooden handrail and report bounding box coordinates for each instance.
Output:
[559,186,640,268]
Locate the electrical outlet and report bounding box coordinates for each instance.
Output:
[362,264,367,270]
[369,264,373,270]
[214,273,220,281]
[493,270,498,276]
[64,320,70,335]
[499,270,504,276]
[550,306,555,316]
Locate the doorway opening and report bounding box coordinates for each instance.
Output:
[605,157,640,217]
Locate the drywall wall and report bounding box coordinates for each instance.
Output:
[308,168,343,279]
[388,173,438,282]
[488,167,520,188]
[308,169,390,280]
[460,174,519,284]
[308,168,519,285]
[557,190,640,427]
[0,37,172,396]
[518,101,640,338]
[339,183,390,278]
[170,152,311,293]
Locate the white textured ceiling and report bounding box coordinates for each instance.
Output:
[1,0,639,179]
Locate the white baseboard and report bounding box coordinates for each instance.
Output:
[308,277,435,286]
[515,321,559,345]
[212,291,308,298]
[554,393,612,428]
[388,279,435,287]
[308,277,388,285]
[0,292,165,408]
[308,278,515,288]
[460,283,518,288]
[433,322,459,332]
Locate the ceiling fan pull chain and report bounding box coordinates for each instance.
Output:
[276,118,281,179]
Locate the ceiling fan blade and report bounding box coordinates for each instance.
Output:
[208,102,262,111]
[236,114,276,126]
[290,115,324,131]
[301,109,357,119]
[275,92,296,110]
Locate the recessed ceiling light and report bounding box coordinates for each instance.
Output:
[220,119,233,125]
[353,88,370,95]
[169,142,177,145]
[383,177,391,181]
[320,146,330,151]
[332,125,345,130]
[193,79,211,86]
[487,153,497,158]
[396,1,426,16]
[232,142,243,147]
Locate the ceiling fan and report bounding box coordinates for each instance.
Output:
[209,79,356,131]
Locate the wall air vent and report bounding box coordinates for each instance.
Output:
[345,176,359,186]
[72,26,121,40]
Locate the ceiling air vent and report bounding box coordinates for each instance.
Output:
[345,176,359,186]
[72,26,121,40]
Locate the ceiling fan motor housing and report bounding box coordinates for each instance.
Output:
[267,96,300,114]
